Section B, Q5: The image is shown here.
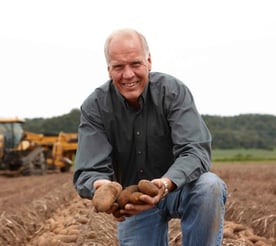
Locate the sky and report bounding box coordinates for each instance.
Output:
[0,0,275,119]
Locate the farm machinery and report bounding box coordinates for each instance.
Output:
[0,117,78,176]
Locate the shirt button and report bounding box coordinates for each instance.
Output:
[137,150,142,155]
[139,169,144,174]
[136,131,140,136]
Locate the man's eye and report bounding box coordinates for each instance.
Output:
[113,65,123,71]
[131,62,142,68]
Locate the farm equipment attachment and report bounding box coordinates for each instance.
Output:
[0,118,78,176]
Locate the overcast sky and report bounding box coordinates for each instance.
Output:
[0,0,275,119]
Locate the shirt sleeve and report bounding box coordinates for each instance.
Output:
[73,99,114,199]
[163,80,212,189]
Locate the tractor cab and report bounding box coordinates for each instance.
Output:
[0,118,25,149]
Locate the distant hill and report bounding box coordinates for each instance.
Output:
[24,109,80,134]
[24,110,276,150]
[203,114,276,149]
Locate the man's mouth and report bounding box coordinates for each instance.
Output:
[122,81,138,88]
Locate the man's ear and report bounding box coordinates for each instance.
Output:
[107,65,112,79]
[147,53,152,71]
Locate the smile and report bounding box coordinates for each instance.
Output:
[122,81,138,88]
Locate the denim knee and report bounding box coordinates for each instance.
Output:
[197,172,227,204]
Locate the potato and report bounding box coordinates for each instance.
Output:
[126,184,139,193]
[138,179,159,197]
[117,185,139,208]
[109,202,119,212]
[55,234,78,243]
[111,181,124,194]
[117,189,131,208]
[128,191,146,205]
[92,182,122,212]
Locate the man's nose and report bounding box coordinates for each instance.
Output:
[122,66,135,79]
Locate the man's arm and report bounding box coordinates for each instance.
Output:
[163,81,212,189]
[73,105,114,199]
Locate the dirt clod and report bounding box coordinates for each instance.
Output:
[0,163,275,245]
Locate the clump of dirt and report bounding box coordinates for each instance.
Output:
[30,198,119,246]
[0,163,275,245]
[213,163,276,240]
[0,181,76,245]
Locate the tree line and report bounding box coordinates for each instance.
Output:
[24,109,276,150]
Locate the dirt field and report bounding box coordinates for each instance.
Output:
[0,162,275,246]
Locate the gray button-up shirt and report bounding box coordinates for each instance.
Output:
[73,72,212,199]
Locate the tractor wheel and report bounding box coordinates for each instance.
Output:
[21,148,47,176]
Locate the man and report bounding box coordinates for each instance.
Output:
[73,28,227,245]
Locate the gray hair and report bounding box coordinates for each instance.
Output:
[104,28,150,64]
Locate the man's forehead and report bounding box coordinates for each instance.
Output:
[109,56,144,66]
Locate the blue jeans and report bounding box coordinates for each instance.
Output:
[117,172,227,246]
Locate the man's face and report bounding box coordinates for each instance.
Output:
[107,34,152,107]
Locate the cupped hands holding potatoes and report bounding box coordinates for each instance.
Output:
[92,179,168,221]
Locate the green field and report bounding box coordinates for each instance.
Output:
[212,148,276,162]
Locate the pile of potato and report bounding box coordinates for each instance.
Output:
[92,179,159,217]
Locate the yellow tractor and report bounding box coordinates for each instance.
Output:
[0,118,78,176]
